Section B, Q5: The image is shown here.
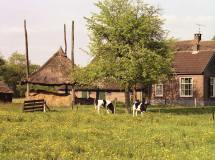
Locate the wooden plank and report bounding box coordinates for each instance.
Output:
[24,108,44,112]
[23,108,44,112]
[24,99,44,103]
[24,102,44,107]
[23,105,44,109]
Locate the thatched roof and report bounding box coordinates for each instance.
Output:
[0,81,13,94]
[26,47,73,86]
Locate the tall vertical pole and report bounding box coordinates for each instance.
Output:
[71,21,75,68]
[24,20,30,98]
[71,21,75,109]
[64,24,68,95]
[64,24,67,55]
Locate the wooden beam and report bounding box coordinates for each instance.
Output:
[24,20,30,98]
[64,24,67,55]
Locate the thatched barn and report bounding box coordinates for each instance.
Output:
[0,81,13,103]
[23,47,74,107]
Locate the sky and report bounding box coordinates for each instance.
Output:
[0,0,214,66]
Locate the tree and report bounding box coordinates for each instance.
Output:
[0,54,6,80]
[2,52,39,97]
[212,35,215,40]
[82,0,173,111]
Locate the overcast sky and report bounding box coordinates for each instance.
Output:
[0,0,214,66]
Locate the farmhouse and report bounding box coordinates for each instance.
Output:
[0,81,13,103]
[151,33,215,106]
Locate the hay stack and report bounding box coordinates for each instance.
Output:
[29,91,72,107]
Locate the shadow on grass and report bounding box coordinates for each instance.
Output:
[148,106,215,115]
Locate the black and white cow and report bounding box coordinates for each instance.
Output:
[132,100,148,117]
[95,99,115,114]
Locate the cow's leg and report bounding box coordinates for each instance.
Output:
[136,110,138,116]
[107,109,110,114]
[133,108,135,117]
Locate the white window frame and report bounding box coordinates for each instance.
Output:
[155,83,163,97]
[180,77,193,97]
[210,77,215,97]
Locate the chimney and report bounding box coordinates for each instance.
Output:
[194,33,201,43]
[193,33,202,53]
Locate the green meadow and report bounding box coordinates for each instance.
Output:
[0,103,215,160]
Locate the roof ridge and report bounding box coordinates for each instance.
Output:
[29,47,66,78]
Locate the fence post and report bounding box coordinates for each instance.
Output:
[114,98,117,114]
[212,111,214,120]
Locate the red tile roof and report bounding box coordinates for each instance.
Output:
[173,50,215,74]
[173,39,215,74]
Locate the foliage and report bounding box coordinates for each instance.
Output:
[0,54,6,80]
[212,35,215,40]
[1,52,39,97]
[0,104,215,159]
[83,0,173,88]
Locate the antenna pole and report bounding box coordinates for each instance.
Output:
[64,24,67,55]
[24,20,30,98]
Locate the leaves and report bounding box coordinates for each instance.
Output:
[81,0,173,89]
[0,52,40,97]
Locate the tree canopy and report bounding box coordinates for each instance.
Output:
[83,0,173,87]
[212,35,215,40]
[0,52,39,97]
[74,0,173,109]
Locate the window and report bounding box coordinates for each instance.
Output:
[180,78,193,97]
[210,77,215,97]
[81,91,89,98]
[155,84,163,97]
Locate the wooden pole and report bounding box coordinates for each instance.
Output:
[64,24,67,55]
[212,111,214,121]
[71,21,75,109]
[24,20,30,98]
[71,21,75,68]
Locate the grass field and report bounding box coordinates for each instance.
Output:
[0,103,215,160]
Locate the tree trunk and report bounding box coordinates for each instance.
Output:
[124,86,131,113]
[132,85,137,102]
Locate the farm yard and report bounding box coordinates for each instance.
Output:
[0,103,215,160]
